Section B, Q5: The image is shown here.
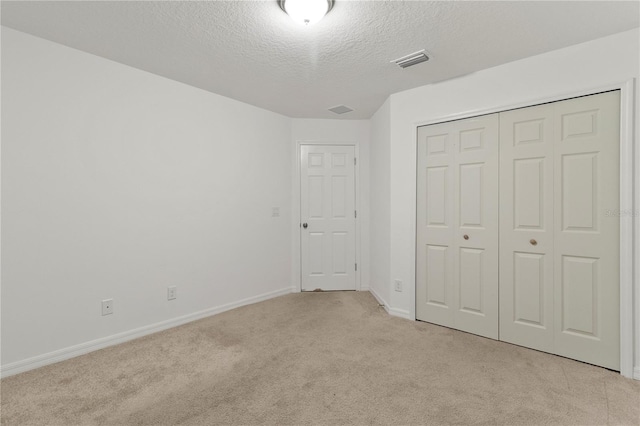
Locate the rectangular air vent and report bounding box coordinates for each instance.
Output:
[391,50,429,69]
[328,105,354,115]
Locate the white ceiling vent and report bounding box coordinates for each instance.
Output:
[328,105,354,115]
[391,49,430,69]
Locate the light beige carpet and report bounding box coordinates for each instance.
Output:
[1,291,639,425]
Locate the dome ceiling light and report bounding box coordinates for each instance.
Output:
[278,0,334,26]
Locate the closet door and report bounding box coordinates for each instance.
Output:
[454,116,499,338]
[499,104,555,352]
[553,91,620,370]
[416,121,456,328]
[499,91,620,370]
[417,114,499,339]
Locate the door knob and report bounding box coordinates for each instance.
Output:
[530,239,537,246]
[463,234,469,240]
[302,223,308,229]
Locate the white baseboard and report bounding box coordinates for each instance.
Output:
[368,287,412,320]
[1,286,296,378]
[389,307,412,320]
[368,287,390,314]
[634,366,640,380]
[359,285,370,291]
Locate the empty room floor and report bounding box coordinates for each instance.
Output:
[1,291,639,425]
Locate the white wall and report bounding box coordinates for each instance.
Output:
[386,28,639,375]
[1,27,293,374]
[290,119,370,291]
[368,99,391,308]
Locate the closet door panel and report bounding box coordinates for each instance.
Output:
[417,115,499,340]
[553,91,620,370]
[416,124,455,326]
[453,115,499,339]
[499,104,555,352]
[500,105,554,352]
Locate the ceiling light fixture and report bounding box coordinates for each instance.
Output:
[278,0,334,26]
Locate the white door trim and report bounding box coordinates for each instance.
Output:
[410,79,636,378]
[293,141,361,292]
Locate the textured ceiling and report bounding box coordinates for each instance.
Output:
[2,1,639,119]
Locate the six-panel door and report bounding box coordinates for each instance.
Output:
[498,91,620,370]
[416,114,499,339]
[419,91,620,371]
[552,92,620,370]
[301,145,356,291]
[499,103,556,353]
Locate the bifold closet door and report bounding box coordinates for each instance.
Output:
[500,91,620,370]
[416,114,499,339]
[553,92,620,370]
[499,103,555,353]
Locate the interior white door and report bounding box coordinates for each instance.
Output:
[416,114,499,339]
[553,91,620,370]
[499,103,555,353]
[418,91,620,369]
[416,120,456,328]
[499,91,620,370]
[300,145,356,291]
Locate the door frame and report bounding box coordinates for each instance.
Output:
[412,79,636,378]
[293,141,361,292]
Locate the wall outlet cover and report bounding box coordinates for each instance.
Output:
[102,299,113,316]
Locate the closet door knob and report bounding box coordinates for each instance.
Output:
[530,239,537,246]
[463,235,469,240]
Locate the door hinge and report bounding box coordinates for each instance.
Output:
[355,210,357,218]
[355,263,358,271]
[354,157,357,165]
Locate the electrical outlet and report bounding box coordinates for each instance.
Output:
[102,299,114,316]
[167,286,177,301]
[272,207,280,217]
[394,280,403,292]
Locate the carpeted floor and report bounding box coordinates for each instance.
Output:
[1,291,639,425]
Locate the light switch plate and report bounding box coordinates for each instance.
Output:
[167,286,177,300]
